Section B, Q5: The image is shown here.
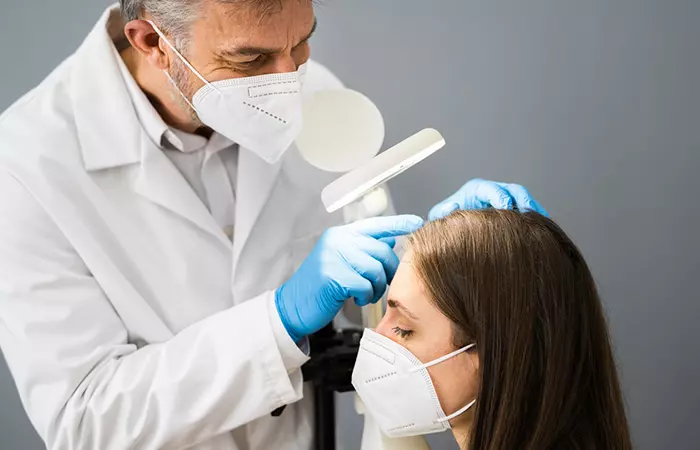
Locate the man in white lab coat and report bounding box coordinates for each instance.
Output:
[0,2,548,449]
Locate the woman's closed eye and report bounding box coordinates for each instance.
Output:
[392,326,414,339]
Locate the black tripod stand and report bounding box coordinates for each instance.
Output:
[302,325,363,450]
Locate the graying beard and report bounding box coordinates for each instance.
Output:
[169,58,203,125]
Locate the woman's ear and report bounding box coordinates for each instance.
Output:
[124,20,170,70]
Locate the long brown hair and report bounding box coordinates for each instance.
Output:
[409,210,631,450]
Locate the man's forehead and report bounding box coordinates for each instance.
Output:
[201,0,315,47]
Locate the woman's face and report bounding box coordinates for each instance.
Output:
[375,250,480,427]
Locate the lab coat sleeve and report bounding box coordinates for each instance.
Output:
[268,290,311,370]
[0,171,309,450]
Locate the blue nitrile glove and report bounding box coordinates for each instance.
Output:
[275,215,424,342]
[428,178,548,221]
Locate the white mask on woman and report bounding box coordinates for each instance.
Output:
[352,329,476,438]
[148,21,306,164]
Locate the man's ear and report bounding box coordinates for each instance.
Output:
[124,19,170,69]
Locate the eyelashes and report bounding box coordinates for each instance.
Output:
[392,326,414,339]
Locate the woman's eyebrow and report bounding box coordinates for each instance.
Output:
[387,299,419,320]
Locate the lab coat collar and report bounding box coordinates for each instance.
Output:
[113,27,171,153]
[71,5,142,172]
[68,6,230,246]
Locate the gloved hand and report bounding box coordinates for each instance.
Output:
[275,215,424,342]
[429,178,548,221]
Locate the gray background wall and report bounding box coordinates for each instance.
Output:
[1,0,698,449]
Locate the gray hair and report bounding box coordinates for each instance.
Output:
[120,0,199,49]
[119,0,285,50]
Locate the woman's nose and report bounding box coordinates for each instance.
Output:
[374,313,399,342]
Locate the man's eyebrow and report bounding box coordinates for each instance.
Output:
[217,18,318,58]
[387,299,419,321]
[302,18,318,44]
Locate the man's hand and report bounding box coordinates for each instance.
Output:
[429,178,548,221]
[275,215,424,342]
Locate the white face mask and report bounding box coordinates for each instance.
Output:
[352,329,476,438]
[148,21,306,164]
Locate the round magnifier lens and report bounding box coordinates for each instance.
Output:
[296,89,385,173]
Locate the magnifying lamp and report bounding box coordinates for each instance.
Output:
[295,88,446,215]
[322,128,446,213]
[296,89,385,173]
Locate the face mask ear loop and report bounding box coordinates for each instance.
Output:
[146,20,218,93]
[162,69,199,114]
[408,343,476,373]
[436,398,477,424]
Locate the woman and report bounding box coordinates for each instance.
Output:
[352,210,632,450]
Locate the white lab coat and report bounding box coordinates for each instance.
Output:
[0,6,350,450]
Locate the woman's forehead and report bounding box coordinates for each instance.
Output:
[390,254,419,300]
[389,256,444,321]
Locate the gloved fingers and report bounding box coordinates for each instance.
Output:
[344,247,388,304]
[379,237,397,249]
[429,179,514,221]
[529,197,549,217]
[428,201,460,221]
[330,263,374,307]
[341,271,377,307]
[496,183,549,217]
[354,235,402,283]
[470,179,514,210]
[353,295,374,307]
[347,215,424,240]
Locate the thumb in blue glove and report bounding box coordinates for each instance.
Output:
[275,215,424,342]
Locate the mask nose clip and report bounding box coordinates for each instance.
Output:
[248,81,301,99]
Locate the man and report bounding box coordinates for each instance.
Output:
[0,1,547,449]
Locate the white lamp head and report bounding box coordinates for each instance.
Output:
[322,128,446,213]
[296,89,385,173]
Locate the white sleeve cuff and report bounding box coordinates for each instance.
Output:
[266,291,310,373]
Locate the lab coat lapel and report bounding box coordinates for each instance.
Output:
[69,7,229,246]
[232,147,283,273]
[134,133,231,248]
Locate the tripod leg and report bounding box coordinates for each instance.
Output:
[314,385,336,450]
